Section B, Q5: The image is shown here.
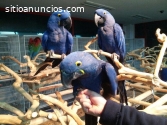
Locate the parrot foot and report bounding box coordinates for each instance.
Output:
[110,53,120,61]
[46,50,54,57]
[97,49,103,57]
[61,54,66,59]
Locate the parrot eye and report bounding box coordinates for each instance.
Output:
[75,61,82,67]
[58,14,61,17]
[103,11,106,14]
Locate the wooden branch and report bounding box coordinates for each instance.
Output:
[33,52,46,62]
[0,102,24,117]
[38,94,84,125]
[45,101,66,125]
[39,84,63,92]
[0,115,22,124]
[144,94,167,111]
[1,56,23,66]
[142,105,167,116]
[25,95,40,119]
[154,28,167,77]
[38,110,58,121]
[0,63,33,103]
[23,55,37,72]
[117,74,152,85]
[84,36,100,60]
[128,98,151,107]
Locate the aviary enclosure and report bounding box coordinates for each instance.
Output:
[0,28,167,125]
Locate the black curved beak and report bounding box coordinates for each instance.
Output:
[61,70,85,88]
[94,13,105,27]
[60,17,72,30]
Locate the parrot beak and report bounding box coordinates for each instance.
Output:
[60,17,72,30]
[61,70,85,88]
[94,13,105,27]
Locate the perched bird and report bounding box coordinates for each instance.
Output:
[34,10,73,75]
[28,37,41,60]
[94,9,128,105]
[60,51,118,125]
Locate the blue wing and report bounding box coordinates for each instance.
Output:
[104,63,118,96]
[66,31,73,55]
[113,23,126,62]
[42,31,48,52]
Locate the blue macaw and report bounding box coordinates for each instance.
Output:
[34,10,73,75]
[60,51,118,125]
[94,9,128,105]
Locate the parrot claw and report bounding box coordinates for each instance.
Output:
[97,50,103,57]
[61,54,66,59]
[110,53,120,61]
[46,50,55,57]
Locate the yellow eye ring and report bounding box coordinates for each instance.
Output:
[58,14,61,17]
[75,61,82,67]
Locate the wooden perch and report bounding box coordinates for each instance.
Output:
[84,36,100,60]
[154,28,167,77]
[0,115,22,124]
[1,56,24,66]
[38,94,84,125]
[33,52,46,62]
[0,102,24,117]
[24,95,40,120]
[0,63,33,103]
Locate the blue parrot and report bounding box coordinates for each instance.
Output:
[34,10,73,75]
[60,51,118,125]
[94,9,128,105]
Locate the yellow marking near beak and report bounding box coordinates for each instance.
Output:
[80,69,85,74]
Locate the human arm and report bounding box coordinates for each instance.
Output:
[77,89,167,125]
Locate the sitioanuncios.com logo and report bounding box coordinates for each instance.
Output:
[5,5,84,13]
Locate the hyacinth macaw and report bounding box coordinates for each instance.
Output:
[94,9,128,105]
[60,51,118,125]
[28,37,41,60]
[34,10,73,75]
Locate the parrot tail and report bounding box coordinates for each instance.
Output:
[118,80,128,105]
[33,58,62,76]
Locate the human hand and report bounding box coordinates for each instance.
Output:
[76,89,107,117]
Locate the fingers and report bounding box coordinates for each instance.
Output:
[81,101,92,113]
[82,89,97,96]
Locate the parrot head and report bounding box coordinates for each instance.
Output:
[60,51,99,88]
[94,9,115,27]
[48,10,72,30]
[34,37,41,46]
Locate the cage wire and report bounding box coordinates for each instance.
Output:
[0,34,25,113]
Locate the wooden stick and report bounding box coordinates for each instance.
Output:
[0,63,33,103]
[1,56,24,66]
[144,94,167,111]
[0,102,24,117]
[142,105,167,116]
[117,74,152,85]
[39,84,63,92]
[45,101,66,125]
[38,110,58,121]
[38,94,84,125]
[125,83,167,93]
[33,52,46,62]
[84,36,100,60]
[25,95,39,119]
[154,28,167,77]
[0,115,22,124]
